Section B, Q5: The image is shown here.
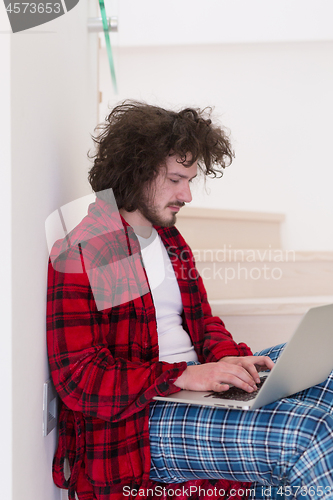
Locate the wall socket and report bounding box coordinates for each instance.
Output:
[43,379,58,437]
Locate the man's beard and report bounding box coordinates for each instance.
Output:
[137,196,184,227]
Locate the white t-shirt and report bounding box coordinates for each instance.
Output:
[136,229,198,363]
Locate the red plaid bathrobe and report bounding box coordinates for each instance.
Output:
[47,198,252,500]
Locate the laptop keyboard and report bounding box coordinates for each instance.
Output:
[204,376,268,402]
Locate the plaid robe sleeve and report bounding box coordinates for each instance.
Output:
[47,245,187,424]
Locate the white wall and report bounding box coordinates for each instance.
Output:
[0,0,98,498]
[0,8,12,500]
[100,40,333,251]
[112,0,333,46]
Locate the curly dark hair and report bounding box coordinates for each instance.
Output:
[88,101,234,211]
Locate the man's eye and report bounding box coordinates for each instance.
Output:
[169,179,179,184]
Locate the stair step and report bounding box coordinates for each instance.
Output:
[194,250,333,300]
[211,296,333,353]
[176,207,285,249]
[210,295,333,316]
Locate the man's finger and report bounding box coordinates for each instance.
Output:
[244,363,261,384]
[254,356,275,370]
[213,383,230,393]
[218,370,258,393]
[218,362,258,389]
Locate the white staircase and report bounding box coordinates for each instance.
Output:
[176,206,284,249]
[176,208,333,352]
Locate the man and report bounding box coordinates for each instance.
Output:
[47,102,333,500]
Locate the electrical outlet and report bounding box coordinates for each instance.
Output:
[43,379,58,437]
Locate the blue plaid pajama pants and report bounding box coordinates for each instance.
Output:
[149,344,333,499]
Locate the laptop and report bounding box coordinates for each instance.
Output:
[154,303,333,410]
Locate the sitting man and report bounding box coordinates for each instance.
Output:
[47,101,333,500]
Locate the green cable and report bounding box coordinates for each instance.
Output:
[98,0,118,93]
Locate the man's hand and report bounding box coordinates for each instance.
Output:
[174,355,274,393]
[220,355,275,384]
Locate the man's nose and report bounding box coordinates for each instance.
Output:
[178,182,192,203]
